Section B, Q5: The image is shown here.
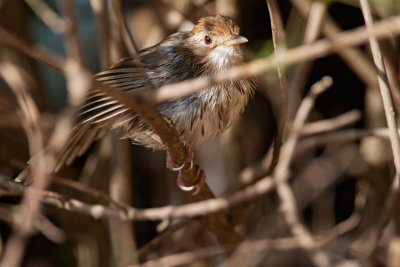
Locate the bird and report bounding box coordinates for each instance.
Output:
[54,15,254,193]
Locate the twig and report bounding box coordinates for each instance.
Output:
[360,0,400,175]
[0,205,65,243]
[237,1,326,192]
[238,109,361,185]
[133,206,364,267]
[106,0,124,60]
[103,3,138,266]
[300,110,361,136]
[0,173,274,221]
[296,127,393,154]
[288,1,326,120]
[322,190,365,244]
[370,175,400,258]
[62,0,86,67]
[266,0,289,173]
[137,246,227,267]
[289,0,378,88]
[0,1,91,266]
[0,62,48,267]
[89,0,111,68]
[132,238,302,267]
[228,189,363,266]
[138,219,194,258]
[0,26,66,72]
[272,76,333,267]
[380,39,400,116]
[52,176,124,208]
[108,137,138,266]
[25,0,65,34]
[110,0,152,91]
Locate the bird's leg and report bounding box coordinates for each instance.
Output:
[165,142,205,194]
[157,116,203,194]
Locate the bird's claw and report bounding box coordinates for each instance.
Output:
[171,162,185,171]
[177,165,205,195]
[165,142,203,194]
[166,142,194,171]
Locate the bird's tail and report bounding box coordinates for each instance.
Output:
[15,122,105,184]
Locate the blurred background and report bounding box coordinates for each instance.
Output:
[0,0,400,266]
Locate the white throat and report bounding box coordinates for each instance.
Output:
[207,46,241,70]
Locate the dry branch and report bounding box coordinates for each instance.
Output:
[266,0,289,173]
[359,0,400,177]
[272,77,333,267]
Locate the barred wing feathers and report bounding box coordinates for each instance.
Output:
[55,59,149,171]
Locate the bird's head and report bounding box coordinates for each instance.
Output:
[186,15,248,71]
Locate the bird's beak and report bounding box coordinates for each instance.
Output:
[223,35,248,47]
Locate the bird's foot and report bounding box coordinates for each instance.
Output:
[177,164,205,195]
[165,142,204,194]
[166,142,194,171]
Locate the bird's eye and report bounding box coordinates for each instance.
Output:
[204,35,212,45]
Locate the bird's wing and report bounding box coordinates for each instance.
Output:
[55,58,150,171]
[55,32,197,171]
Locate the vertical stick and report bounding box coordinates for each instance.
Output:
[266,0,289,173]
[359,0,400,178]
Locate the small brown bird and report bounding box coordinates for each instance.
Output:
[56,15,254,192]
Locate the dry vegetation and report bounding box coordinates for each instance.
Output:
[0,0,400,266]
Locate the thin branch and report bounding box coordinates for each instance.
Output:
[238,109,361,185]
[0,173,274,221]
[132,238,301,267]
[62,0,86,67]
[0,26,66,72]
[300,110,361,136]
[52,176,124,208]
[288,1,326,120]
[110,0,149,83]
[290,0,378,88]
[297,127,393,154]
[0,205,65,243]
[25,0,65,34]
[104,3,138,266]
[359,0,400,176]
[272,76,333,267]
[138,219,194,258]
[89,0,110,69]
[266,0,289,173]
[0,2,91,266]
[0,62,48,267]
[380,39,400,116]
[370,175,400,257]
[228,184,364,266]
[133,203,364,267]
[108,137,138,266]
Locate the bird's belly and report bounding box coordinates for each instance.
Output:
[179,116,220,148]
[172,105,237,148]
